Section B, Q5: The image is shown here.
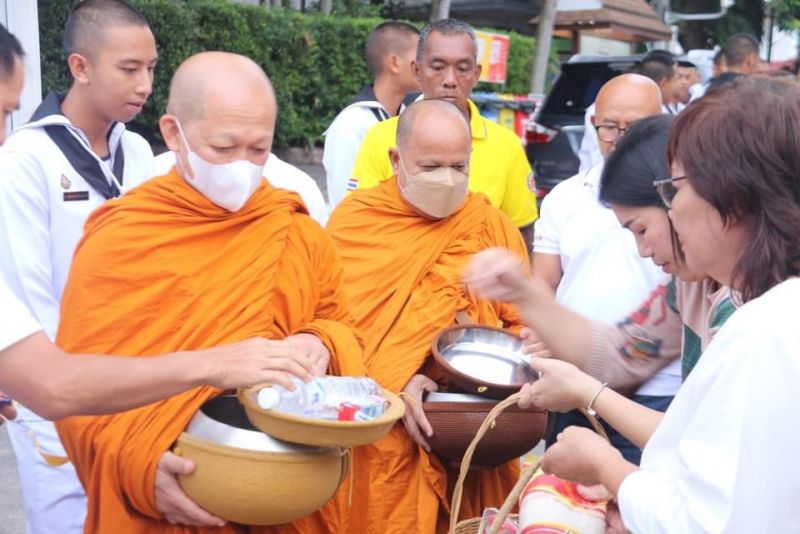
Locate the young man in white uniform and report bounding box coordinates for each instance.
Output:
[322,21,420,208]
[0,2,157,532]
[532,74,679,463]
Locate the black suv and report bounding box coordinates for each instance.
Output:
[527,55,642,198]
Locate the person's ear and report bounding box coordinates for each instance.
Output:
[389,147,402,177]
[474,62,482,84]
[159,115,182,153]
[386,54,401,75]
[159,115,194,179]
[67,53,91,85]
[412,60,421,84]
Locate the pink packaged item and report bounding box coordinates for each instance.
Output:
[518,474,607,534]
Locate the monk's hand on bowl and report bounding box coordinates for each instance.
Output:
[205,337,314,390]
[519,357,600,412]
[284,333,331,377]
[520,327,551,358]
[401,374,438,453]
[156,451,226,528]
[542,426,618,486]
[463,248,531,304]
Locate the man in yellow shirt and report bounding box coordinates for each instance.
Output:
[349,18,538,245]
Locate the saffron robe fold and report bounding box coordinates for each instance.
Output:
[327,178,530,534]
[55,169,365,534]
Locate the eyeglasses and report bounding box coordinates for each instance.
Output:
[653,176,686,208]
[594,124,628,143]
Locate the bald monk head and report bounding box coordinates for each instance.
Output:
[592,73,663,158]
[388,98,471,219]
[159,52,277,191]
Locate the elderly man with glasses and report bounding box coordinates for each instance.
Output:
[530,73,678,464]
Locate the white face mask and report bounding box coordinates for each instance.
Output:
[174,120,264,212]
[398,154,469,219]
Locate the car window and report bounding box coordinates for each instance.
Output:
[541,61,637,117]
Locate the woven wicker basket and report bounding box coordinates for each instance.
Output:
[448,394,609,534]
[451,514,520,534]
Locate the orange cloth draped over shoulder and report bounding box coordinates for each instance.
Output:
[55,168,365,534]
[327,178,530,534]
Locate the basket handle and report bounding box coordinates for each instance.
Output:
[448,395,610,534]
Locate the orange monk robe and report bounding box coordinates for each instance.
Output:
[55,168,365,534]
[327,178,531,534]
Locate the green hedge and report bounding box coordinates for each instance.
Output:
[37,0,537,148]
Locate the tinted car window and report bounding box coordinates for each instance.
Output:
[541,61,638,117]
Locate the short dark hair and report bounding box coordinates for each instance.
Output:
[0,23,23,80]
[63,0,150,57]
[637,52,676,83]
[713,48,725,66]
[600,114,674,208]
[723,33,759,67]
[365,21,419,76]
[417,18,477,66]
[667,77,800,302]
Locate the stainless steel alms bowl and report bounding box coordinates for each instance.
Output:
[432,325,539,399]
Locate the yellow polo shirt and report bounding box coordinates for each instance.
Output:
[349,99,538,227]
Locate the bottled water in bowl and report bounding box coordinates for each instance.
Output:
[257,376,386,421]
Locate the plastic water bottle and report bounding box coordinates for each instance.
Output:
[257,376,382,419]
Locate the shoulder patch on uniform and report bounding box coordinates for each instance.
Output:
[60,175,71,190]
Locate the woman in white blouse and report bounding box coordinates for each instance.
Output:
[470,76,800,532]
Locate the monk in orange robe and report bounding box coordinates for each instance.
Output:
[328,99,531,533]
[55,52,364,534]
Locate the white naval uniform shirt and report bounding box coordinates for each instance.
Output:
[0,94,154,341]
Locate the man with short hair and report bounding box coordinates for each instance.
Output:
[667,61,694,113]
[323,21,420,209]
[329,98,528,533]
[702,33,760,95]
[0,2,157,531]
[532,74,675,464]
[636,52,676,112]
[351,18,538,247]
[723,33,761,75]
[55,51,364,533]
